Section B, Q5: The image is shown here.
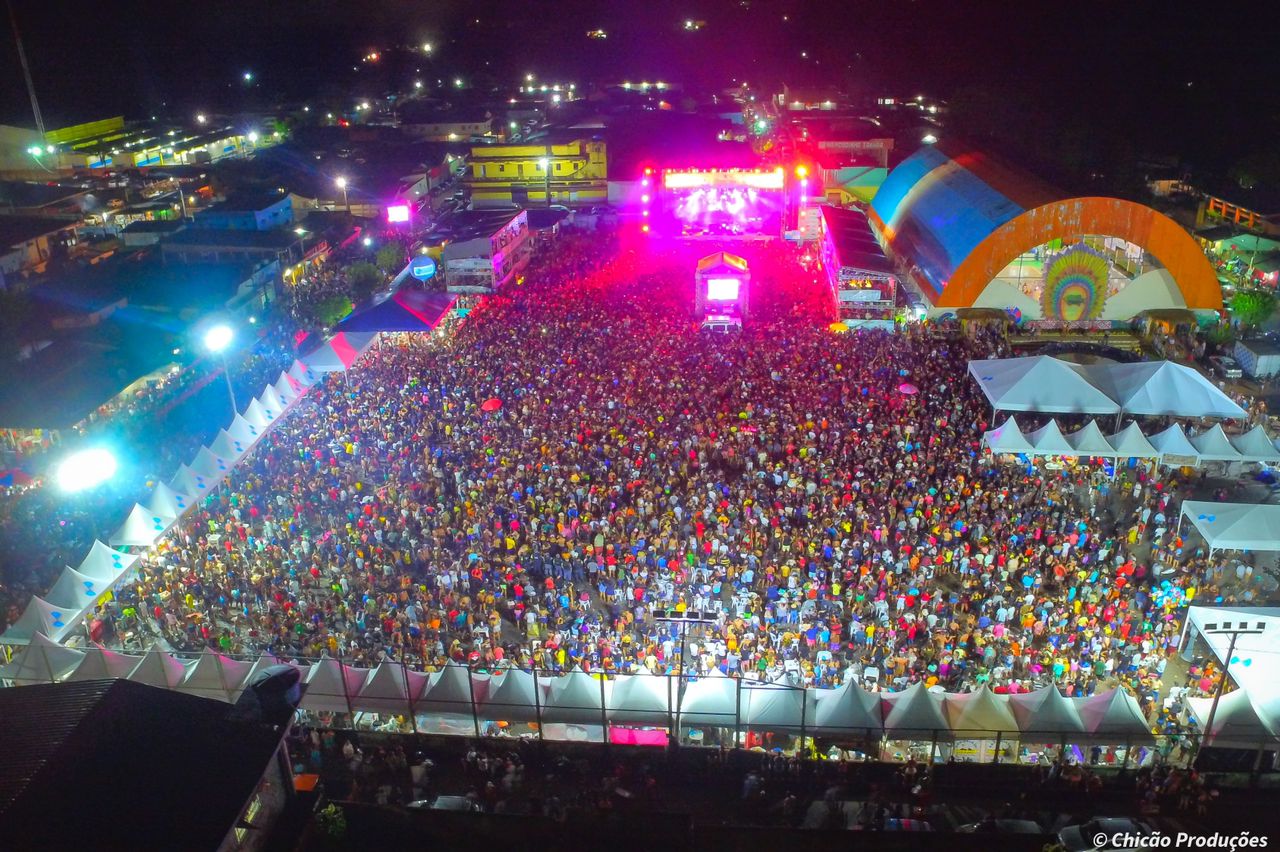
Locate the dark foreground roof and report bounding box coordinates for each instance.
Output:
[0,679,285,852]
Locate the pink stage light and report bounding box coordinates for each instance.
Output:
[386,204,411,223]
[706,278,740,301]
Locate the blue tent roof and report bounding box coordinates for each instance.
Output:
[337,288,456,332]
[869,142,1060,298]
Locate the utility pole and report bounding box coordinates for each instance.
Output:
[656,608,718,744]
[7,0,45,137]
[1196,619,1266,764]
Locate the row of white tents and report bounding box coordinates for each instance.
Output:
[983,419,1280,466]
[0,332,379,648]
[969,356,1248,420]
[0,638,1166,744]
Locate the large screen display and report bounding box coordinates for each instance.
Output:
[658,169,784,237]
[705,278,741,301]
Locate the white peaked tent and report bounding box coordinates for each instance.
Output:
[743,684,811,734]
[1026,420,1075,457]
[415,663,480,717]
[882,682,952,741]
[1074,688,1154,744]
[127,644,191,689]
[171,463,217,497]
[1230,425,1280,464]
[968,356,1120,415]
[1008,686,1086,738]
[209,429,247,462]
[190,447,233,481]
[273,372,305,405]
[542,667,610,725]
[1092,361,1247,419]
[1149,424,1199,460]
[943,687,1019,737]
[353,662,428,715]
[66,646,143,681]
[75,540,138,581]
[678,669,739,727]
[257,385,288,415]
[1068,421,1118,457]
[1188,690,1278,748]
[1190,424,1243,462]
[1179,502,1280,554]
[1184,607,1280,702]
[1106,423,1161,459]
[177,653,252,703]
[228,412,263,447]
[109,503,172,547]
[478,666,541,721]
[242,399,273,431]
[146,482,196,521]
[300,331,378,373]
[811,680,882,736]
[44,566,108,610]
[300,655,367,713]
[0,596,76,645]
[0,633,86,684]
[287,359,320,388]
[608,671,674,726]
[983,417,1035,455]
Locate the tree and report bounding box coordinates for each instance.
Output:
[1229,289,1277,329]
[346,262,384,300]
[375,243,405,274]
[314,295,353,327]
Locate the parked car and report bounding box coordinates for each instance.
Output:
[1208,355,1243,379]
[958,818,1045,834]
[1058,818,1154,851]
[406,795,481,812]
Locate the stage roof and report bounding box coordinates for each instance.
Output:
[867,141,1223,311]
[337,288,457,333]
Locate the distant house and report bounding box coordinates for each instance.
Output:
[0,215,79,284]
[194,192,294,231]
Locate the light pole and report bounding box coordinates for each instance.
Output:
[656,608,718,743]
[1196,619,1267,762]
[335,176,349,213]
[538,151,552,207]
[204,324,237,414]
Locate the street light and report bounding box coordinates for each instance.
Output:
[196,113,207,124]
[454,78,464,88]
[243,71,253,82]
[335,176,349,212]
[203,324,238,413]
[538,155,551,207]
[422,42,433,53]
[414,80,423,89]
[56,448,118,493]
[922,133,938,144]
[247,131,259,144]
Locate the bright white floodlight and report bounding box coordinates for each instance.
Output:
[204,324,234,353]
[57,448,118,492]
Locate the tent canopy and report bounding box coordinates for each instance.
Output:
[338,289,457,333]
[478,666,540,722]
[968,356,1120,415]
[1189,424,1243,462]
[1148,424,1199,459]
[1067,420,1117,457]
[109,503,172,548]
[0,633,86,684]
[1008,686,1086,736]
[811,680,882,735]
[299,331,378,373]
[1188,689,1278,747]
[943,686,1019,736]
[969,356,1247,419]
[1232,425,1280,463]
[882,682,952,741]
[1074,688,1154,744]
[1180,502,1280,553]
[608,671,673,726]
[1026,420,1075,457]
[541,667,609,725]
[1106,422,1160,459]
[983,417,1035,454]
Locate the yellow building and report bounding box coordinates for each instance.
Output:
[466,138,606,207]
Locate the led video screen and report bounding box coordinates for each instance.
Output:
[705,278,741,301]
[659,169,784,237]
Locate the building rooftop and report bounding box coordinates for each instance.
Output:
[163,228,301,250]
[0,215,77,248]
[820,205,895,276]
[0,679,285,852]
[0,180,90,210]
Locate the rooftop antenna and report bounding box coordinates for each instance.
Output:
[7,0,46,137]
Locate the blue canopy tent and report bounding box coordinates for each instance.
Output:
[337,288,457,333]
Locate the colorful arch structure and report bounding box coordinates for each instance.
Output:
[867,142,1222,313]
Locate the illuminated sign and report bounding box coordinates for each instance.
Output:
[410,258,437,281]
[386,204,411,223]
[706,278,741,301]
[662,169,785,190]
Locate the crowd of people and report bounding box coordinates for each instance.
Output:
[45,225,1261,746]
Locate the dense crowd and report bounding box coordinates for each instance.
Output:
[62,227,1268,733]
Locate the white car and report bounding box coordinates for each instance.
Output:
[1058,817,1154,851]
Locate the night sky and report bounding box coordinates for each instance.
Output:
[0,0,1275,176]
